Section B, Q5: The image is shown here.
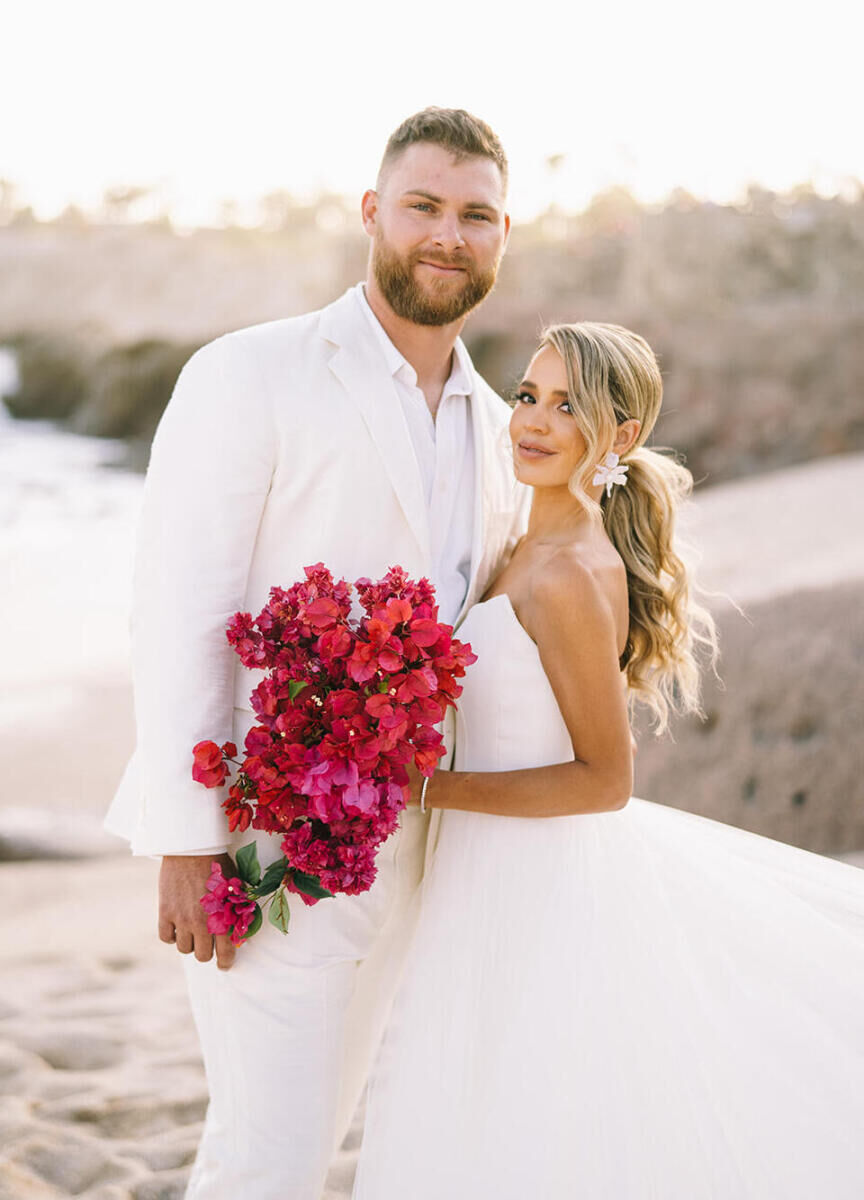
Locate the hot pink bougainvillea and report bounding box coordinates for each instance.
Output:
[192,565,476,945]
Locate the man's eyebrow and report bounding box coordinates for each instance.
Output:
[402,189,499,212]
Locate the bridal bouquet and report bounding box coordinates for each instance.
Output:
[191,564,476,946]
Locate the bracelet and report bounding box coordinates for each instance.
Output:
[420,775,430,814]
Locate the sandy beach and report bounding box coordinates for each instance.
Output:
[1,423,862,1198]
[0,857,362,1199]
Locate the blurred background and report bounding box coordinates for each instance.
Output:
[1,2,863,1194]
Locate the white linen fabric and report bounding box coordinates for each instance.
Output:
[353,593,864,1200]
[102,283,529,1198]
[104,281,528,857]
[182,707,431,1199]
[356,284,475,628]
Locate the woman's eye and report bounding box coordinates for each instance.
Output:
[514,391,535,405]
[558,401,574,415]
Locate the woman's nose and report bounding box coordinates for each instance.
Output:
[523,407,549,433]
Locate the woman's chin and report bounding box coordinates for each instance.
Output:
[513,461,560,487]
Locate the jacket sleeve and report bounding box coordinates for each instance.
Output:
[126,334,276,855]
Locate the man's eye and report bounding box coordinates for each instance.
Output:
[412,203,433,212]
[466,212,491,221]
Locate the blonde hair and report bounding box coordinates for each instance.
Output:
[539,322,719,735]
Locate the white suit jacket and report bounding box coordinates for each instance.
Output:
[104,283,530,862]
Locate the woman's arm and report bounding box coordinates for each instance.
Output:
[426,555,633,818]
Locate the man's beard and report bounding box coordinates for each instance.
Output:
[371,236,499,327]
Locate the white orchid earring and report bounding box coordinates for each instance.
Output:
[592,451,629,497]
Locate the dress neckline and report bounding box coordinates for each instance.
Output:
[475,592,538,649]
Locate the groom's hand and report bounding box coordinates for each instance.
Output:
[159,853,237,970]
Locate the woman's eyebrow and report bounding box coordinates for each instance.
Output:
[519,380,570,398]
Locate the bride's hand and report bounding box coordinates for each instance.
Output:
[405,761,425,807]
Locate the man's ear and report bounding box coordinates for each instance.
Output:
[502,210,512,246]
[361,189,378,236]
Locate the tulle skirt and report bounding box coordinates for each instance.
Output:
[353,797,864,1199]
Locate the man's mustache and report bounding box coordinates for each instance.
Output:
[411,251,473,270]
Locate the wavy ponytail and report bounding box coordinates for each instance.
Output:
[539,323,718,735]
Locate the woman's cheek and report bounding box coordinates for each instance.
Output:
[508,407,522,446]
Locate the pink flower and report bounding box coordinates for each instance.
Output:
[346,641,378,684]
[193,563,478,949]
[192,741,229,788]
[226,612,273,668]
[320,843,378,895]
[412,725,447,774]
[223,785,253,833]
[244,725,273,756]
[342,776,379,815]
[302,597,342,632]
[408,618,442,648]
[199,864,258,945]
[395,666,438,702]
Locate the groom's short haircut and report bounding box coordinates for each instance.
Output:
[378,107,508,193]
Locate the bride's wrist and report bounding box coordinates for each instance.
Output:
[424,769,454,811]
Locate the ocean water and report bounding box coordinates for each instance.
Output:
[0,350,143,695]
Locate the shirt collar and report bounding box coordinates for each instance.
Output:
[356,282,474,399]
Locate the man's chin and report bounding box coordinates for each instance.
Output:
[372,247,494,325]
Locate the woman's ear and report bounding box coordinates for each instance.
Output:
[613,419,641,456]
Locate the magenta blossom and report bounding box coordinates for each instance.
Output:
[192,563,477,948]
[200,863,258,946]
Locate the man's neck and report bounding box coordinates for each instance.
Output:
[363,277,463,415]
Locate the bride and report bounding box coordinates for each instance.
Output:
[351,322,864,1198]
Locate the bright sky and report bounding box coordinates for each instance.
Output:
[4,0,860,225]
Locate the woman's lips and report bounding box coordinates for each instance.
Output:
[517,441,556,459]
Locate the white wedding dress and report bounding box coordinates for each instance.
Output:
[352,593,864,1199]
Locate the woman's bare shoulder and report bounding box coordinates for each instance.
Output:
[532,544,618,607]
[521,545,618,646]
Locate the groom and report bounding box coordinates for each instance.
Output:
[105,107,528,1198]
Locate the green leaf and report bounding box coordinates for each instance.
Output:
[377,678,390,693]
[268,889,291,933]
[235,842,261,887]
[288,679,306,701]
[290,869,334,900]
[255,856,288,899]
[240,904,263,941]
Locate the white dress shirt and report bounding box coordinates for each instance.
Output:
[355,284,475,627]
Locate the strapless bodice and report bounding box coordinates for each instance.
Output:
[452,593,574,773]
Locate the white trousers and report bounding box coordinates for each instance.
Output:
[181,755,430,1200]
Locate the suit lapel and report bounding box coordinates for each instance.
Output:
[320,288,432,567]
[453,374,497,629]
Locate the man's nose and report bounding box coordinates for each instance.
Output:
[432,213,466,252]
